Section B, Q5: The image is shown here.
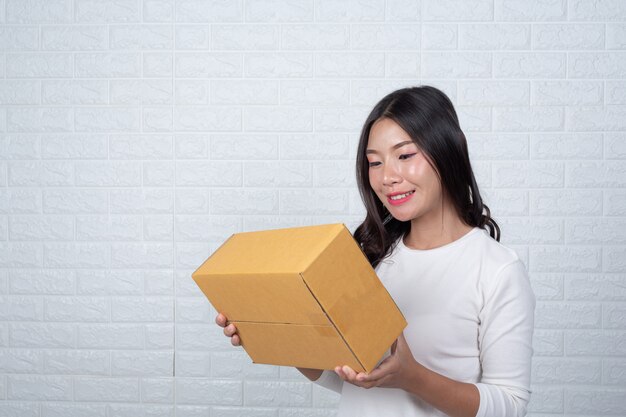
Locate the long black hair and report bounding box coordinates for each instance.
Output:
[354,86,499,268]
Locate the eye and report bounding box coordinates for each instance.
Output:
[368,161,381,167]
[399,153,417,160]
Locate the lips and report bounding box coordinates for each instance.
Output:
[387,190,415,206]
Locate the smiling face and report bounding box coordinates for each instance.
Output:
[366,117,445,225]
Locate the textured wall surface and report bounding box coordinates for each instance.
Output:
[1,0,626,416]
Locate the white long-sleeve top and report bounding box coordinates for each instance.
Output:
[315,227,536,417]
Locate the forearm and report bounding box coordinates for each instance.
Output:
[297,367,323,381]
[405,361,479,417]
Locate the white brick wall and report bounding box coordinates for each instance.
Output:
[0,1,625,416]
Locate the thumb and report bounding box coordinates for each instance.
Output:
[395,332,409,354]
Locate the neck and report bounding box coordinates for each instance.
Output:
[403,205,473,250]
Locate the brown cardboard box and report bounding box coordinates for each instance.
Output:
[192,223,407,373]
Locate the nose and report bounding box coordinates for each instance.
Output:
[382,160,401,187]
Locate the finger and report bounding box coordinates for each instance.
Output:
[215,313,227,327]
[231,334,241,346]
[223,323,237,337]
[361,358,395,381]
[341,365,358,381]
[334,366,346,381]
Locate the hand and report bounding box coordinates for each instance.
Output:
[334,333,417,390]
[215,313,241,346]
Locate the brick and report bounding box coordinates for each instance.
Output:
[176,53,242,77]
[493,161,564,188]
[75,161,141,186]
[566,274,626,301]
[530,274,564,301]
[174,106,241,132]
[245,381,311,407]
[568,106,626,131]
[175,25,210,50]
[604,304,626,329]
[43,188,107,214]
[110,24,173,49]
[533,357,601,384]
[210,189,278,215]
[603,359,626,385]
[245,53,313,78]
[111,243,173,268]
[142,160,173,186]
[176,0,242,22]
[75,107,141,133]
[9,215,73,240]
[313,383,340,407]
[351,24,420,50]
[44,243,109,268]
[466,133,528,161]
[569,52,626,78]
[604,246,626,273]
[422,24,457,49]
[459,82,529,107]
[314,107,369,132]
[529,246,601,272]
[495,107,563,131]
[386,0,420,21]
[607,24,626,49]
[0,403,38,417]
[566,218,626,245]
[144,215,173,241]
[566,330,626,356]
[280,189,348,215]
[175,296,214,323]
[76,214,142,241]
[142,107,173,132]
[385,52,420,78]
[0,243,42,268]
[175,80,209,105]
[8,375,72,400]
[244,161,312,187]
[280,80,349,106]
[75,53,141,78]
[494,52,565,78]
[500,218,562,245]
[527,386,563,413]
[212,25,278,50]
[496,0,566,20]
[422,52,491,78]
[176,379,242,405]
[279,134,349,160]
[245,107,312,132]
[0,134,40,159]
[7,107,73,133]
[279,410,337,417]
[243,216,312,232]
[423,0,493,21]
[569,0,626,21]
[0,27,38,51]
[110,80,173,105]
[0,296,42,321]
[9,269,75,295]
[281,24,349,50]
[565,388,626,414]
[0,349,42,373]
[460,24,529,50]
[107,404,174,416]
[42,80,108,105]
[532,81,603,106]
[112,296,173,322]
[175,189,209,214]
[145,324,174,349]
[217,408,278,417]
[42,403,107,417]
[0,81,39,105]
[78,324,144,349]
[531,133,602,159]
[533,329,564,357]
[110,134,172,159]
[41,25,107,50]
[605,190,626,216]
[531,189,602,216]
[313,161,356,188]
[143,52,173,77]
[143,0,174,23]
[44,350,109,375]
[111,351,173,376]
[10,323,75,348]
[211,351,278,379]
[176,161,241,187]
[175,351,211,377]
[315,52,384,78]
[212,80,279,105]
[6,0,72,23]
[110,188,174,214]
[8,161,73,186]
[74,377,139,401]
[566,161,626,187]
[533,23,604,50]
[141,378,174,403]
[75,0,140,22]
[607,81,626,105]
[315,0,385,22]
[535,302,601,329]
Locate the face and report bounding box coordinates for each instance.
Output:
[366,118,444,224]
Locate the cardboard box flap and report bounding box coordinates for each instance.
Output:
[195,224,344,275]
[192,272,330,325]
[302,225,407,371]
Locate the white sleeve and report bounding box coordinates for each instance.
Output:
[313,370,343,394]
[475,260,536,417]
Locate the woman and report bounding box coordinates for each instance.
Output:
[216,86,535,417]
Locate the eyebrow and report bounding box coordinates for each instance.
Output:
[366,140,415,154]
